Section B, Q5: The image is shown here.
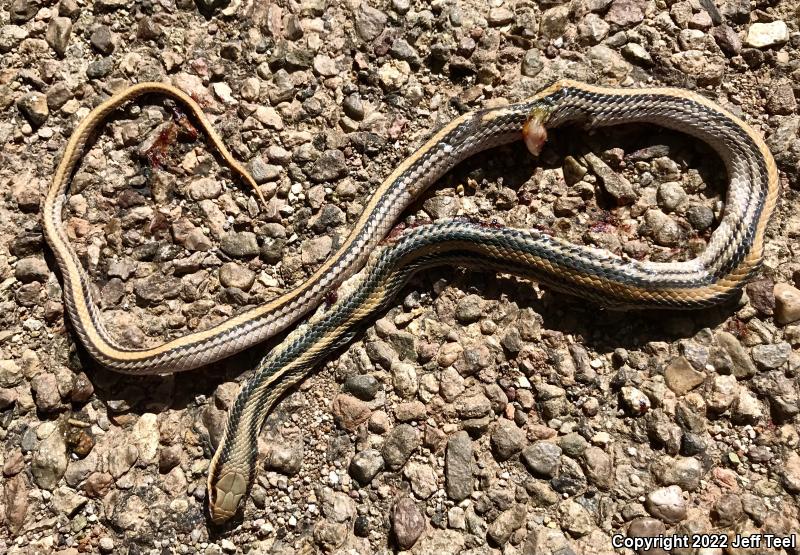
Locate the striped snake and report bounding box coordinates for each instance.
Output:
[43,81,778,523]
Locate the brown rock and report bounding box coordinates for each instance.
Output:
[3,473,29,534]
[746,278,774,315]
[774,283,800,325]
[664,356,705,396]
[83,472,114,498]
[330,394,371,431]
[391,497,425,550]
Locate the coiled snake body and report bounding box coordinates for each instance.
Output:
[43,81,778,523]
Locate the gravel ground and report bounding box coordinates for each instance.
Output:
[1,0,800,553]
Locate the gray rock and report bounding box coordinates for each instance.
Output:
[391,361,418,399]
[185,229,213,252]
[766,79,797,116]
[0,388,17,409]
[187,177,222,200]
[671,50,725,86]
[751,342,791,370]
[320,489,356,523]
[310,204,346,232]
[579,13,610,44]
[501,327,523,354]
[445,431,473,501]
[366,340,395,370]
[109,444,138,478]
[563,156,588,185]
[731,389,763,424]
[715,331,757,378]
[645,485,686,524]
[10,0,37,23]
[51,486,87,517]
[343,374,380,401]
[284,15,303,40]
[487,504,526,546]
[711,24,742,55]
[15,256,49,283]
[301,236,332,267]
[250,158,281,183]
[90,25,114,54]
[439,367,464,403]
[312,54,338,77]
[99,537,114,553]
[158,445,181,473]
[557,500,594,537]
[17,93,49,127]
[582,446,613,489]
[422,196,458,219]
[349,449,384,485]
[219,262,256,291]
[558,432,588,458]
[642,209,683,247]
[313,519,348,552]
[585,152,636,204]
[86,57,114,79]
[621,386,650,415]
[686,203,714,231]
[220,231,259,257]
[134,274,181,303]
[309,149,348,182]
[708,374,739,413]
[713,494,743,527]
[782,453,800,493]
[653,456,703,491]
[621,42,652,65]
[265,442,303,476]
[656,181,687,213]
[627,517,666,541]
[521,49,544,77]
[455,344,491,376]
[343,94,365,120]
[522,441,562,478]
[487,7,514,26]
[389,38,421,66]
[456,392,492,419]
[539,5,569,38]
[745,21,788,48]
[32,430,69,490]
[58,0,79,16]
[355,4,387,42]
[490,419,526,461]
[605,0,646,27]
[391,497,425,550]
[31,373,60,412]
[45,16,72,56]
[455,294,483,324]
[382,424,420,470]
[403,461,438,499]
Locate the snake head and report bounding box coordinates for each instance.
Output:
[208,470,248,524]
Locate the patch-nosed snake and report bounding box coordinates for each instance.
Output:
[43,80,778,523]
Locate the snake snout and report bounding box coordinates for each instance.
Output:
[209,470,248,524]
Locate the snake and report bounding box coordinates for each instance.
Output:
[43,80,778,523]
